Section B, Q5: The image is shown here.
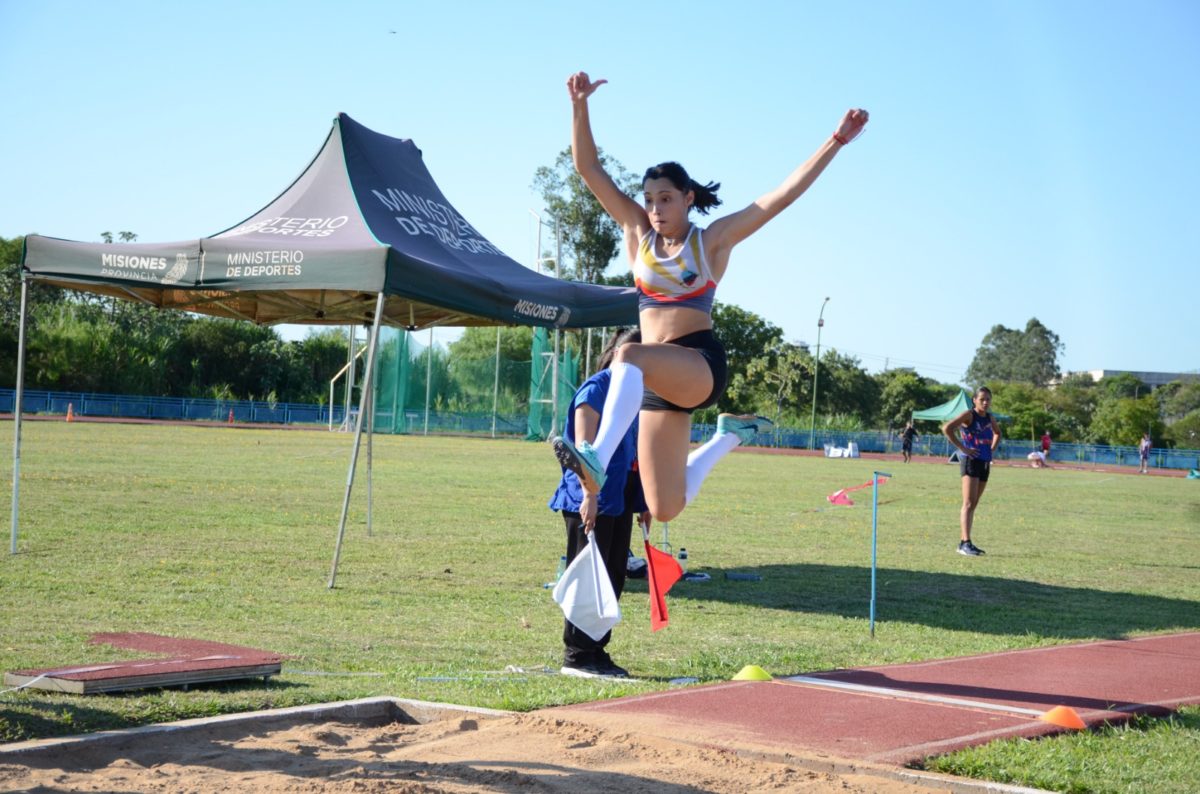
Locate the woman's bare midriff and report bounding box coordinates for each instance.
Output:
[638,305,712,343]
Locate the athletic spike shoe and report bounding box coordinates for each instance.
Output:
[551,436,607,493]
[717,413,774,445]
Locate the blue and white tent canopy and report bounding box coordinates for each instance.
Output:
[22,113,637,331]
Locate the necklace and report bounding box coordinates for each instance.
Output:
[662,225,691,248]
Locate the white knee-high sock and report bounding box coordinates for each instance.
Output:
[684,431,741,505]
[591,362,644,468]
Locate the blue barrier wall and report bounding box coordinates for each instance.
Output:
[1,389,343,427]
[4,388,1197,471]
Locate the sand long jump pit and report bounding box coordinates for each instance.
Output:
[0,696,961,792]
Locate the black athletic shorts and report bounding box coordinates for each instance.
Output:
[960,456,991,482]
[640,329,728,414]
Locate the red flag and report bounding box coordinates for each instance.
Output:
[827,488,854,505]
[827,476,889,505]
[644,540,683,631]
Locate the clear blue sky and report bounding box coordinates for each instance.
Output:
[2,0,1196,384]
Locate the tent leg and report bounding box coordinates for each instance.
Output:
[366,348,374,538]
[491,327,500,439]
[344,325,356,431]
[10,278,28,555]
[328,293,386,588]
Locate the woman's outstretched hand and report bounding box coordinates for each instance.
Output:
[833,108,870,144]
[567,71,608,103]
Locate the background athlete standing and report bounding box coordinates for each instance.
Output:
[943,387,1001,556]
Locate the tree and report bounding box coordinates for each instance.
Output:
[988,382,1054,444]
[816,349,880,425]
[293,330,354,404]
[1,235,70,387]
[24,303,119,392]
[731,340,812,425]
[1165,410,1200,449]
[532,148,637,283]
[163,319,285,400]
[1158,381,1200,421]
[1098,372,1146,400]
[99,231,137,244]
[711,302,783,408]
[876,368,941,429]
[965,318,1064,387]
[448,326,536,413]
[1090,394,1163,447]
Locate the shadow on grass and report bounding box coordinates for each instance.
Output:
[628,563,1199,638]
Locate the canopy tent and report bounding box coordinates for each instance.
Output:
[21,113,636,331]
[12,113,638,584]
[911,389,1009,424]
[911,389,974,423]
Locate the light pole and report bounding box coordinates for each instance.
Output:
[808,297,830,451]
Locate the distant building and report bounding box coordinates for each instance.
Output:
[1061,370,1200,390]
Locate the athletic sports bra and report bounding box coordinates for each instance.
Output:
[633,226,716,313]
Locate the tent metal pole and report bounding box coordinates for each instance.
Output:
[328,292,386,589]
[491,327,501,439]
[390,332,402,433]
[423,328,432,435]
[10,278,29,555]
[366,330,375,537]
[585,328,593,379]
[345,325,356,431]
[551,219,562,439]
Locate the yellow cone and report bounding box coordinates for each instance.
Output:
[732,664,772,681]
[1040,705,1086,730]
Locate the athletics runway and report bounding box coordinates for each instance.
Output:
[552,632,1200,766]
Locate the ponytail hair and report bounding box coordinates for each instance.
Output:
[597,327,641,371]
[643,161,722,215]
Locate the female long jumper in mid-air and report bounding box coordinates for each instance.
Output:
[553,70,869,523]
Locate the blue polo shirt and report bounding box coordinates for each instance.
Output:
[548,370,639,516]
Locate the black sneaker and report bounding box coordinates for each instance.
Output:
[560,659,609,678]
[957,540,985,556]
[595,652,629,678]
[561,658,628,679]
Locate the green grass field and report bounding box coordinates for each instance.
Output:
[1,422,1198,791]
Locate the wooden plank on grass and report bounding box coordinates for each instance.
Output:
[4,662,281,694]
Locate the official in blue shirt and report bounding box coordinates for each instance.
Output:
[549,328,648,679]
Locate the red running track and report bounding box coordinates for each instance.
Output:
[552,632,1200,766]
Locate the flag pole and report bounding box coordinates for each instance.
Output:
[870,470,892,637]
[10,278,29,554]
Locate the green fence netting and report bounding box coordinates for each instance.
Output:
[368,327,577,439]
[526,326,579,440]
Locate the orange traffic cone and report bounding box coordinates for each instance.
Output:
[65,403,74,422]
[1040,705,1086,730]
[227,409,235,424]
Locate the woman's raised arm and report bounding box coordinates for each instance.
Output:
[707,108,868,255]
[567,72,647,235]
